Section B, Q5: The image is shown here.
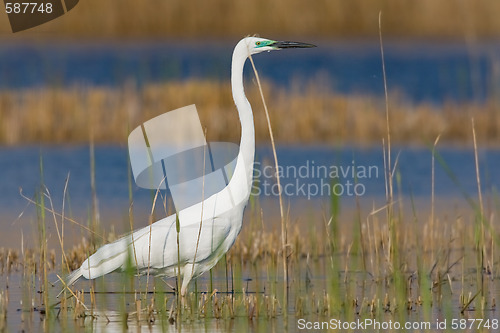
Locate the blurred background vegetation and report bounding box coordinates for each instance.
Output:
[0,0,499,40]
[2,82,500,146]
[0,0,499,145]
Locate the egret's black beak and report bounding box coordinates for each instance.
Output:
[271,41,316,49]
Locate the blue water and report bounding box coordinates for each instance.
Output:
[0,40,499,103]
[1,40,500,233]
[0,145,497,219]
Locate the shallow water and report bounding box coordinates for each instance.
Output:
[1,248,499,332]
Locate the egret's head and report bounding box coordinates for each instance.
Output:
[243,37,316,55]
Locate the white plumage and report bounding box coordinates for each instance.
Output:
[66,37,315,296]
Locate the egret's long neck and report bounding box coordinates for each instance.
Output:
[230,44,255,198]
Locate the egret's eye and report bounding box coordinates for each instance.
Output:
[256,41,261,46]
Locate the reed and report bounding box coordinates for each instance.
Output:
[2,81,500,146]
[35,154,51,322]
[3,192,499,327]
[0,290,6,331]
[1,0,500,40]
[249,53,289,317]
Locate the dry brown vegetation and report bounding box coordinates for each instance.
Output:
[1,80,500,146]
[0,0,499,40]
[1,199,498,324]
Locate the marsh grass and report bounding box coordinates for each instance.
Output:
[1,0,500,40]
[2,81,500,147]
[2,188,500,330]
[35,154,52,326]
[0,289,6,331]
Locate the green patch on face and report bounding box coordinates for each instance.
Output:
[255,40,276,48]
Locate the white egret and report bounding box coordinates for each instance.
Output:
[66,37,315,296]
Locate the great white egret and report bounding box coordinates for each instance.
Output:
[66,37,315,296]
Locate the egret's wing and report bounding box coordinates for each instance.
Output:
[178,219,232,262]
[134,216,232,270]
[79,214,177,279]
[79,233,133,279]
[75,192,238,280]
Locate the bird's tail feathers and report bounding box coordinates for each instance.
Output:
[55,268,83,298]
[66,267,83,286]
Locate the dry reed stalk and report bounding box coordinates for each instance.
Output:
[472,118,484,225]
[144,175,170,299]
[127,178,139,277]
[56,274,89,312]
[89,136,100,249]
[430,135,441,263]
[191,129,208,278]
[175,213,181,319]
[44,186,70,273]
[472,118,486,298]
[248,54,288,315]
[135,298,141,322]
[379,12,396,262]
[20,189,104,241]
[0,290,6,331]
[60,173,70,272]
